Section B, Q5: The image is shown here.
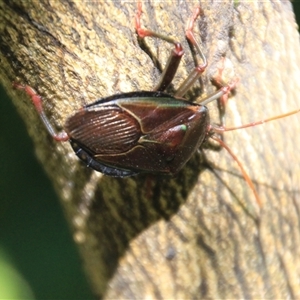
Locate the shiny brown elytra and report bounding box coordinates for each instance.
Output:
[66,91,209,177]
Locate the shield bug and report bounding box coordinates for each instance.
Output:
[14,4,299,207]
[13,5,222,178]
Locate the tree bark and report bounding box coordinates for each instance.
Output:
[1,1,300,298]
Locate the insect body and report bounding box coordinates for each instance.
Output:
[15,5,222,178]
[66,91,209,177]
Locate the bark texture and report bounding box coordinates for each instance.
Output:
[1,1,300,299]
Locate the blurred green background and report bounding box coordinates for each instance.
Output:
[0,87,92,299]
[1,4,300,299]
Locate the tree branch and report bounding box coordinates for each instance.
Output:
[1,1,300,298]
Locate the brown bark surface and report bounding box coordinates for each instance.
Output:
[1,1,300,299]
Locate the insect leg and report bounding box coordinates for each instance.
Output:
[175,6,207,98]
[135,2,184,92]
[211,135,262,209]
[13,83,69,141]
[196,79,238,106]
